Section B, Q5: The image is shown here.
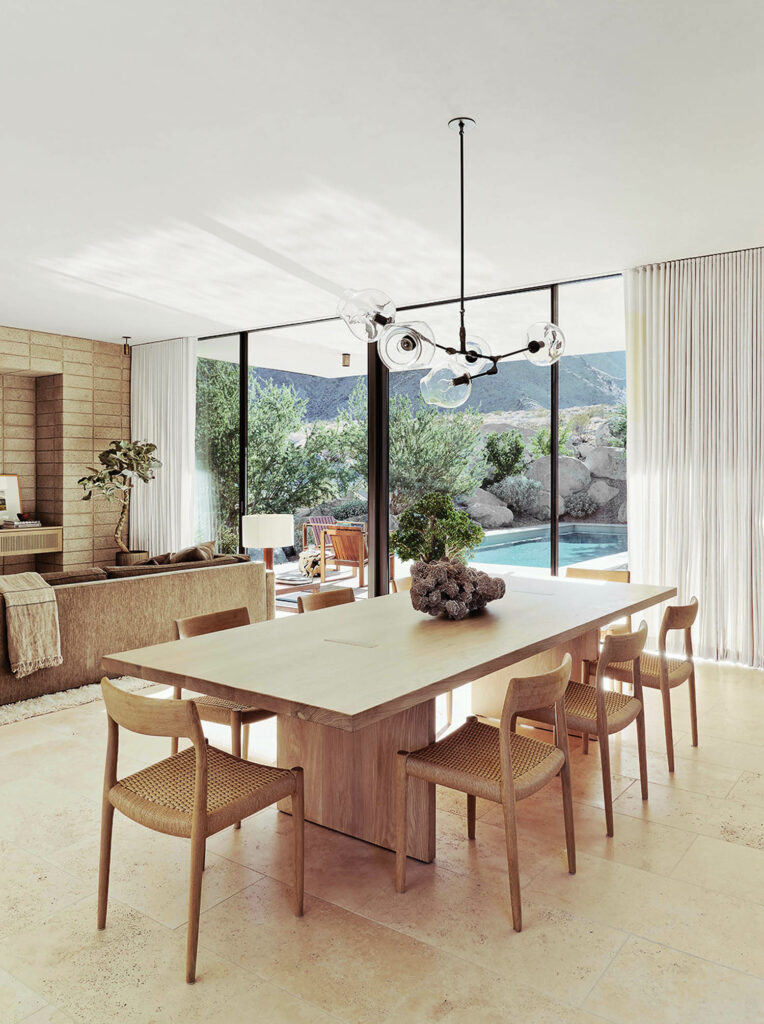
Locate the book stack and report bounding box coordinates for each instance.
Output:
[1,519,42,529]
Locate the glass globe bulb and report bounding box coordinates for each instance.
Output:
[337,289,396,342]
[419,365,472,408]
[377,321,436,372]
[525,322,566,366]
[451,336,493,375]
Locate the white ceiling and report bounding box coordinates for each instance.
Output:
[1,0,763,347]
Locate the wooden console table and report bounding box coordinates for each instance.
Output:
[0,526,63,557]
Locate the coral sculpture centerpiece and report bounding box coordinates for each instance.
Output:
[391,492,506,621]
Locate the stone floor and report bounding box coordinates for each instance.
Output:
[1,659,764,1023]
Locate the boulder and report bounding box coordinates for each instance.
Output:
[584,445,627,480]
[617,502,627,523]
[528,455,591,497]
[594,420,615,446]
[587,479,619,506]
[462,488,515,529]
[532,490,565,520]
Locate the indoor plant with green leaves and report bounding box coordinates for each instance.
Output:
[390,492,505,620]
[78,440,162,565]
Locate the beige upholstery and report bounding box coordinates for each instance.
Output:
[0,561,275,705]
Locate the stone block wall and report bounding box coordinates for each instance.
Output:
[0,326,131,573]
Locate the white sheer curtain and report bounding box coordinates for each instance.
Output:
[130,337,196,555]
[625,249,764,666]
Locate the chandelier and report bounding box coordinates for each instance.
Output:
[337,117,566,408]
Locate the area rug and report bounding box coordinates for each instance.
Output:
[0,676,160,726]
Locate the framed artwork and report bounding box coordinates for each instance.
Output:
[0,475,22,521]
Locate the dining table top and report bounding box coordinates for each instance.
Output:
[102,574,676,732]
[101,573,671,733]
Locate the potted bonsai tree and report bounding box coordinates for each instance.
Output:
[390,492,505,620]
[78,440,162,565]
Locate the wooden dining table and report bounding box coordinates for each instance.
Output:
[102,574,675,862]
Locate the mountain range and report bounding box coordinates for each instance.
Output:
[252,350,626,421]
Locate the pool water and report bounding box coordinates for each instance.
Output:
[471,528,627,568]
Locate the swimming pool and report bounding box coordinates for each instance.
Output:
[470,525,627,569]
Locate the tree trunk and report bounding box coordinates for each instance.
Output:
[114,489,130,552]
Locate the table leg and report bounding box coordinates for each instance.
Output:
[277,699,436,862]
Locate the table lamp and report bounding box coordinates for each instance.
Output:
[241,513,294,570]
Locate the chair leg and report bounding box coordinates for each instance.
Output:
[242,722,250,761]
[97,799,115,930]
[598,721,614,837]
[186,828,206,984]
[291,767,304,917]
[445,690,453,728]
[581,661,591,754]
[560,761,576,875]
[635,707,649,800]
[501,795,522,932]
[171,686,182,755]
[467,793,476,840]
[395,751,409,893]
[688,670,698,748]
[660,683,675,772]
[231,712,243,830]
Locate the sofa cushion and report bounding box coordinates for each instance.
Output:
[41,568,108,586]
[104,555,244,579]
[170,544,212,564]
[136,551,172,566]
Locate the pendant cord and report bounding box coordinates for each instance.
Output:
[458,119,466,353]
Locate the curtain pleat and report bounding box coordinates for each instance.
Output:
[129,338,196,555]
[625,250,764,666]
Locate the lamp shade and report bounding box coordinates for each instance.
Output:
[241,514,294,549]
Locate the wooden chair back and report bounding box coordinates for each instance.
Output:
[175,606,250,640]
[600,620,648,670]
[565,567,630,583]
[500,653,572,723]
[297,588,356,613]
[100,677,205,743]
[391,576,412,594]
[325,524,367,562]
[659,597,698,655]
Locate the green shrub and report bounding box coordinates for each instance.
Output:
[484,430,525,481]
[608,404,627,448]
[332,498,368,521]
[390,492,484,564]
[566,410,591,434]
[565,491,597,518]
[488,475,542,516]
[529,421,573,457]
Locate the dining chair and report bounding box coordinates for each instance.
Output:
[171,609,274,824]
[392,575,453,729]
[602,598,699,772]
[527,623,649,836]
[297,588,356,613]
[565,567,632,637]
[98,678,304,983]
[394,655,575,932]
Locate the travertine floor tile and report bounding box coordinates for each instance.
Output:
[529,852,764,977]
[48,817,263,929]
[356,861,627,1005]
[17,1006,73,1023]
[583,935,764,1023]
[670,834,764,906]
[614,779,764,850]
[0,966,47,1023]
[387,955,605,1023]
[196,876,445,1023]
[0,841,92,938]
[727,769,764,808]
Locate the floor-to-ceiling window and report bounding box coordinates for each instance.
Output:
[555,276,627,570]
[193,274,625,578]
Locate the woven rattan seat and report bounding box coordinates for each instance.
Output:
[395,656,575,933]
[529,681,641,735]
[98,679,304,984]
[406,718,564,802]
[111,745,295,838]
[607,652,692,689]
[190,693,274,723]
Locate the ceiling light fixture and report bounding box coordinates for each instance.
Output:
[338,117,566,407]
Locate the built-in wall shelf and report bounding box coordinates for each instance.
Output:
[0,526,63,557]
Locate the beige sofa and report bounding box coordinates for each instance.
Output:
[0,561,275,705]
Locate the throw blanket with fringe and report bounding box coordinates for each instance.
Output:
[0,572,63,678]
